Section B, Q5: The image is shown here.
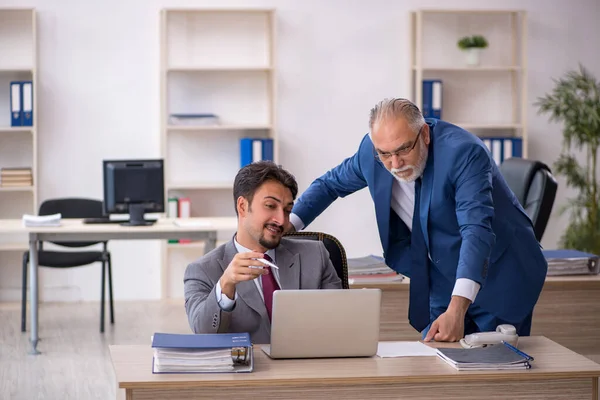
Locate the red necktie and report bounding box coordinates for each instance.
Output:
[261,253,280,322]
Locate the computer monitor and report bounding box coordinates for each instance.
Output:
[103,159,165,226]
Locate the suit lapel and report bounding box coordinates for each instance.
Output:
[419,138,435,251]
[374,160,393,252]
[274,242,300,289]
[217,240,269,321]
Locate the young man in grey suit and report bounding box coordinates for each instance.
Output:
[184,161,342,344]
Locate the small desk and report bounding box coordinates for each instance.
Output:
[351,275,600,357]
[0,217,237,355]
[110,337,600,400]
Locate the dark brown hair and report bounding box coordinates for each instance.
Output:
[233,161,298,215]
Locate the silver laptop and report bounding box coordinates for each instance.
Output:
[261,289,382,359]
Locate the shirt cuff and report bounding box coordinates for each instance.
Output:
[289,213,305,231]
[452,278,481,303]
[215,279,237,311]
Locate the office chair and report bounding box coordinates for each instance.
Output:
[499,158,558,242]
[21,198,114,333]
[284,231,349,289]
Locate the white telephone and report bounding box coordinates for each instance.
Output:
[459,324,519,349]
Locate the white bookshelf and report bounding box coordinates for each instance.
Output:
[411,9,528,156]
[160,8,277,298]
[0,8,37,251]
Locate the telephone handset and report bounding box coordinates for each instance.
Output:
[459,324,519,349]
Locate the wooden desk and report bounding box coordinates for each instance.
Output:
[351,275,600,357]
[110,337,600,400]
[0,217,237,355]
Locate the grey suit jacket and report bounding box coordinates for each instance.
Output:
[183,237,342,344]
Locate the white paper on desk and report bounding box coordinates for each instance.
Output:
[173,219,212,228]
[376,341,438,358]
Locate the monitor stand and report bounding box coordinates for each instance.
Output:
[120,204,155,226]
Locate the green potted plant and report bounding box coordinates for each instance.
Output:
[535,64,600,255]
[457,35,488,66]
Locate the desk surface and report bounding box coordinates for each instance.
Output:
[0,217,238,233]
[110,337,600,390]
[351,274,600,291]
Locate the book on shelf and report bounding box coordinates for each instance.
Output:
[0,167,33,187]
[347,255,405,284]
[151,332,254,374]
[542,249,599,276]
[436,341,534,371]
[168,113,220,126]
[422,79,442,119]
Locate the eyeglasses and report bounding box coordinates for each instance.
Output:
[374,126,423,162]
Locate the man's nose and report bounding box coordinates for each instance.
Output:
[391,154,403,169]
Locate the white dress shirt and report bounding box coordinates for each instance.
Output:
[215,238,281,311]
[290,178,480,303]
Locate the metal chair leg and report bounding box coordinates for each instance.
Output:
[108,255,114,324]
[100,261,106,333]
[21,258,27,332]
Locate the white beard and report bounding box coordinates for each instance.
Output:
[389,140,428,183]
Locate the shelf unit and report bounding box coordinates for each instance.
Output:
[160,8,276,298]
[411,9,528,157]
[0,8,37,252]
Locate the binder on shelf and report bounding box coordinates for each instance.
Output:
[482,137,522,165]
[240,138,254,167]
[151,332,253,374]
[240,138,274,167]
[422,79,442,119]
[10,81,22,127]
[252,139,262,163]
[21,81,33,127]
[178,198,192,244]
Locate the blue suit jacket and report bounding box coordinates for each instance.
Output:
[292,119,548,323]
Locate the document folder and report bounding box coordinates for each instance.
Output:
[543,249,599,276]
[151,332,253,373]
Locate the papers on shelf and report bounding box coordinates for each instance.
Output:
[22,213,61,227]
[376,341,438,358]
[347,255,405,284]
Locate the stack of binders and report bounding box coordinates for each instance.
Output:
[10,81,33,127]
[151,332,254,374]
[240,138,274,167]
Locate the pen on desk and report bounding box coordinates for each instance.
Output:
[502,340,534,361]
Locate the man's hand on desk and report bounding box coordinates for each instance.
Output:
[423,295,470,342]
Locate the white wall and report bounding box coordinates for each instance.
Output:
[0,0,598,302]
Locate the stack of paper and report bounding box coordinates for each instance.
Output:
[151,332,253,374]
[22,213,61,227]
[543,249,599,275]
[436,342,534,371]
[347,255,405,284]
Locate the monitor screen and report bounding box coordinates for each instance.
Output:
[103,159,165,215]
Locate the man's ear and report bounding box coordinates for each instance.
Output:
[237,196,248,217]
[423,124,431,146]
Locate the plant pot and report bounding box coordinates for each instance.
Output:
[464,48,481,66]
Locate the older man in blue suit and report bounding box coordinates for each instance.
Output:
[289,98,547,342]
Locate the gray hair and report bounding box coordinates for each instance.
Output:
[368,98,425,134]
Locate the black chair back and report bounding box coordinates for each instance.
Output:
[499,158,558,241]
[284,231,349,289]
[39,198,105,247]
